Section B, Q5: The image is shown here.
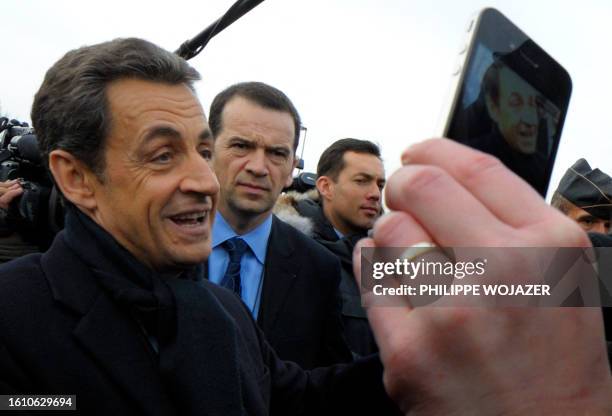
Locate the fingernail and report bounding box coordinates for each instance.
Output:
[401,145,415,165]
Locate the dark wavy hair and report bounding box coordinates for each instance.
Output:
[31,37,201,180]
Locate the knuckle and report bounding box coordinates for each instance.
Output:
[386,165,450,211]
[400,165,448,195]
[455,152,504,186]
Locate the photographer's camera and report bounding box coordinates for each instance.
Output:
[0,117,63,261]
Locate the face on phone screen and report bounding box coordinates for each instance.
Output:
[446,26,570,197]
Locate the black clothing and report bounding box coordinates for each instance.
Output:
[589,232,612,365]
[0,232,40,264]
[292,197,378,357]
[294,197,339,242]
[316,234,378,357]
[0,208,398,415]
[0,210,46,264]
[557,159,612,220]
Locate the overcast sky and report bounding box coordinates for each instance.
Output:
[2,0,611,200]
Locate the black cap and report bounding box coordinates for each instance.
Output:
[557,159,612,220]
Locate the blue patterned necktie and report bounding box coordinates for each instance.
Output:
[220,237,249,296]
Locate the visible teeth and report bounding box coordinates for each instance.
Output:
[173,211,206,221]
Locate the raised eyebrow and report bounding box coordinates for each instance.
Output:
[142,126,181,143]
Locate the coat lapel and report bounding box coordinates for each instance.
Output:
[42,235,175,416]
[257,216,297,332]
[73,295,175,415]
[162,278,245,416]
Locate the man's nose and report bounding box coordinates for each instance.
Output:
[593,222,610,235]
[245,149,269,177]
[179,152,220,196]
[367,183,381,201]
[521,102,539,126]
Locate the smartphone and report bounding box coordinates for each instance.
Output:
[439,8,572,196]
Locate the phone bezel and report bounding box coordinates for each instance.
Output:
[442,8,572,197]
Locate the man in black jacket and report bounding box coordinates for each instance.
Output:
[275,138,385,356]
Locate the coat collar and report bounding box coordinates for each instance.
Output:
[41,234,175,415]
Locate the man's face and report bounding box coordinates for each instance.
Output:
[89,78,219,270]
[488,66,539,154]
[566,204,611,234]
[212,96,296,228]
[322,151,385,235]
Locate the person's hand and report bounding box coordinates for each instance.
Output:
[355,139,612,415]
[0,179,23,210]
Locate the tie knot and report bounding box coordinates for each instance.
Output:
[223,237,249,261]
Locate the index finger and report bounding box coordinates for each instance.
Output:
[402,138,551,228]
[352,212,436,347]
[0,179,20,189]
[0,187,23,209]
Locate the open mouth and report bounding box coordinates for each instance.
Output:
[518,126,536,138]
[170,211,208,227]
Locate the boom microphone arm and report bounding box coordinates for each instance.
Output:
[175,0,265,60]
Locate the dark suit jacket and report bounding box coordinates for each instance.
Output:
[207,215,352,369]
[0,232,397,415]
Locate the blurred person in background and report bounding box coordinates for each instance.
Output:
[551,158,612,235]
[0,179,41,262]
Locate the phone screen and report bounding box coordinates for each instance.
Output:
[445,9,571,196]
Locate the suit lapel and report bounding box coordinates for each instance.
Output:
[42,235,174,416]
[202,260,210,280]
[257,216,297,333]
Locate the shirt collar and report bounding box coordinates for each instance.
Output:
[212,211,272,264]
[333,227,345,239]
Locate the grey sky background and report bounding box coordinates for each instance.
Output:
[2,0,611,200]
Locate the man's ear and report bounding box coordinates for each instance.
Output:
[485,93,500,124]
[316,176,334,201]
[284,157,299,188]
[48,150,99,210]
